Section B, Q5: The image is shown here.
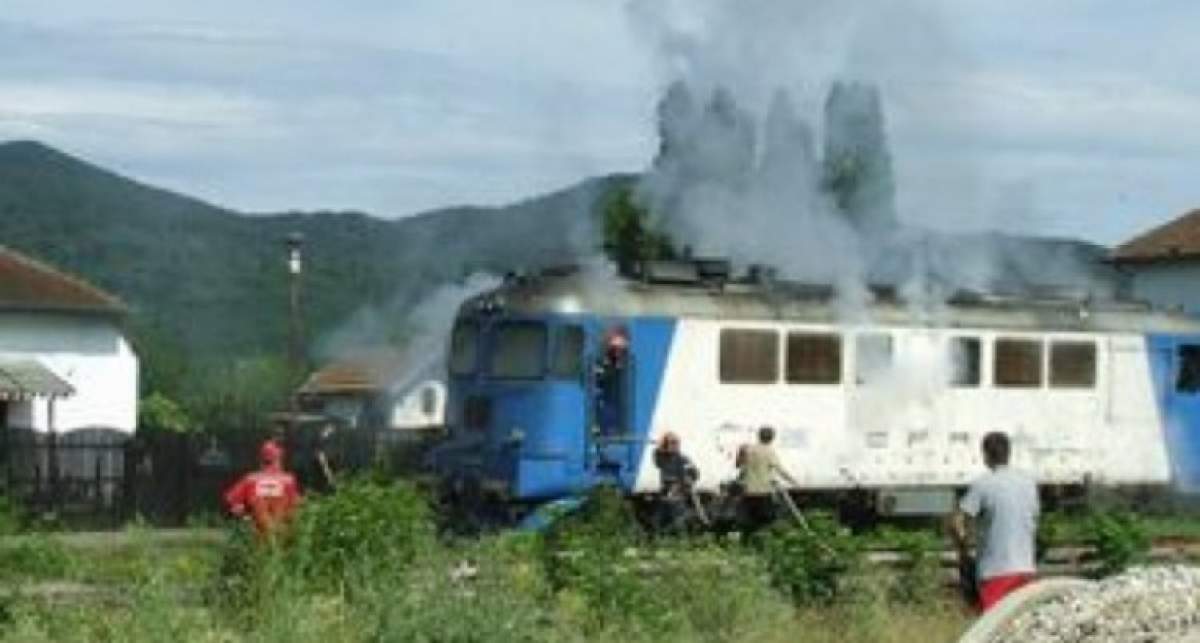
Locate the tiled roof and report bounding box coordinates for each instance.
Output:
[1112,209,1200,263]
[0,246,125,315]
[298,352,401,395]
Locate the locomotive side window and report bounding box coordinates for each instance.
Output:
[551,325,585,379]
[1050,341,1097,388]
[449,321,479,376]
[785,333,841,384]
[1178,345,1200,394]
[855,334,893,385]
[949,337,981,387]
[994,338,1043,388]
[489,322,547,379]
[720,329,779,384]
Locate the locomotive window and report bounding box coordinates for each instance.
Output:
[994,338,1043,388]
[949,337,981,387]
[489,322,547,379]
[786,333,841,384]
[1050,341,1097,388]
[855,334,894,386]
[551,325,585,379]
[449,321,479,375]
[1178,345,1200,394]
[720,329,779,384]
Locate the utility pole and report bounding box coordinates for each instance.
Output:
[286,232,305,399]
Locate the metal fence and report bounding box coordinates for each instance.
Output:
[0,424,439,527]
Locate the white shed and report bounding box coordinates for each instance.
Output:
[0,246,138,434]
[1111,209,1200,315]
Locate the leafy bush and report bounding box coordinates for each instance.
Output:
[287,478,437,584]
[754,511,863,604]
[0,496,22,536]
[1085,510,1149,577]
[0,535,72,582]
[869,527,944,605]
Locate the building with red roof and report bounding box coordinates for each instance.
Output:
[0,245,138,434]
[1111,210,1200,315]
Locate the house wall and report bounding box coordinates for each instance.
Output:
[0,312,138,433]
[1127,260,1200,315]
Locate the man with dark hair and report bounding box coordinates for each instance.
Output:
[951,431,1039,612]
[737,426,799,533]
[653,431,700,532]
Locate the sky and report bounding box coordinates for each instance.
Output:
[2,1,1199,245]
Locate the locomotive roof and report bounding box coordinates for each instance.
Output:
[467,269,1200,335]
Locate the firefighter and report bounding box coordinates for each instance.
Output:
[652,431,699,532]
[223,440,302,541]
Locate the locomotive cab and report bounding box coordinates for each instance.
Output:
[429,304,669,510]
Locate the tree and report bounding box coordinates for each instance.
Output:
[601,187,674,275]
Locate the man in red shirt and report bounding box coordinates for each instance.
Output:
[224,440,301,541]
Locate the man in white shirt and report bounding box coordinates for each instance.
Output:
[951,431,1039,612]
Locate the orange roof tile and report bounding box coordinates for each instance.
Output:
[1112,209,1200,263]
[0,246,125,314]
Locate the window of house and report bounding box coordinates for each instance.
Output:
[785,332,842,384]
[1178,345,1200,394]
[488,322,547,379]
[1050,341,1097,388]
[994,338,1043,388]
[855,334,894,385]
[449,321,479,376]
[719,329,779,384]
[949,337,981,387]
[420,386,438,416]
[551,325,585,379]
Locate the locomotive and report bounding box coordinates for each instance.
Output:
[426,260,1200,522]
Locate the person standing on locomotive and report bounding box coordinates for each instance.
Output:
[951,431,1039,612]
[594,326,630,434]
[652,431,699,532]
[737,426,799,533]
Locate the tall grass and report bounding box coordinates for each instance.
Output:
[0,482,971,642]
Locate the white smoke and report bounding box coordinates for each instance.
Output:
[625,0,1118,311]
[317,273,501,397]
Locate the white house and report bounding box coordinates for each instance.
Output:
[1111,209,1200,315]
[0,246,138,434]
[295,350,444,433]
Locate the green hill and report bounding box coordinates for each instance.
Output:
[0,140,630,393]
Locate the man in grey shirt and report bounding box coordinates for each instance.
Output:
[951,431,1039,612]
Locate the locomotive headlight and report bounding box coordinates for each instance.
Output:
[508,427,525,445]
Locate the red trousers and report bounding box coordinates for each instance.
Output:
[979,573,1036,612]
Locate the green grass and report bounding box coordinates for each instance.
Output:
[0,484,979,643]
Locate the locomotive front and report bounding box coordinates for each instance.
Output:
[426,279,666,517]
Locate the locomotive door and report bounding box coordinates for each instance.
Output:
[1151,337,1200,488]
[587,325,637,483]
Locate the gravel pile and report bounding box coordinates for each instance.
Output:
[990,566,1200,643]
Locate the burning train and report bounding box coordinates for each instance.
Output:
[426,259,1200,521]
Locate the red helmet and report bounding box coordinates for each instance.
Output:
[259,440,284,465]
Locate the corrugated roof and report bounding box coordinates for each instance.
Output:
[1112,209,1200,263]
[0,359,74,400]
[0,246,125,315]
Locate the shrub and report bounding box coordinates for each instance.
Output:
[0,496,22,536]
[1085,510,1149,577]
[870,527,944,605]
[754,511,863,604]
[0,535,72,582]
[287,477,437,585]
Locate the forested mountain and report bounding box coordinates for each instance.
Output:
[0,140,629,393]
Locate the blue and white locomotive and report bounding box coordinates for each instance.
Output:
[427,260,1200,518]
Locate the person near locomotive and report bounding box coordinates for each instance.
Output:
[223,439,302,542]
[951,431,1040,612]
[652,431,700,531]
[736,426,799,533]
